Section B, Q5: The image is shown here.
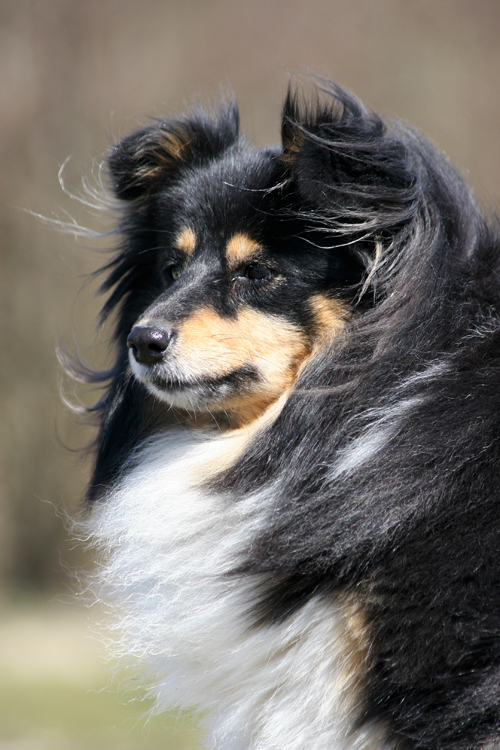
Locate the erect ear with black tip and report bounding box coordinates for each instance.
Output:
[280,82,416,217]
[107,121,194,201]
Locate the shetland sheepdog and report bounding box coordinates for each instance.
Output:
[81,81,500,749]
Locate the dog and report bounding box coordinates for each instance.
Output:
[81,81,500,749]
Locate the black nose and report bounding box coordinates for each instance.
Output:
[127,325,174,366]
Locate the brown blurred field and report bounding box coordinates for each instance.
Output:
[1,0,500,746]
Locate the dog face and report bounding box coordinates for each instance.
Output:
[89,88,420,500]
[108,109,362,427]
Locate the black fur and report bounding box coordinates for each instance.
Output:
[83,81,500,748]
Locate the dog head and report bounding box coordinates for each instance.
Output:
[85,84,432,502]
[105,101,370,427]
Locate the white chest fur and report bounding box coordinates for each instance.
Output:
[88,429,389,750]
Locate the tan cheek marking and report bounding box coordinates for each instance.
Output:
[226,234,262,268]
[178,306,309,382]
[175,227,197,256]
[310,294,349,341]
[176,306,310,426]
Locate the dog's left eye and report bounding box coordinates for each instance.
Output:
[163,263,182,282]
[241,263,272,281]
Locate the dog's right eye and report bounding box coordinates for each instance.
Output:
[240,263,273,281]
[163,263,182,282]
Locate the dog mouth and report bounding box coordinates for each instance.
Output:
[130,354,261,409]
[155,367,259,395]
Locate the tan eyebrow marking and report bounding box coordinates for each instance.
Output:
[174,227,197,255]
[226,233,262,266]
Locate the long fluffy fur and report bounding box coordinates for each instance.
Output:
[80,81,500,749]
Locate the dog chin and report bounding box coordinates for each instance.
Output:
[145,380,211,411]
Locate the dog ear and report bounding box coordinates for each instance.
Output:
[108,105,240,201]
[281,83,418,224]
[107,121,195,200]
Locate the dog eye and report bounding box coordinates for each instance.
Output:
[242,263,272,281]
[163,263,182,282]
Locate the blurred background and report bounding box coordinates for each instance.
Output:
[1,0,500,747]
